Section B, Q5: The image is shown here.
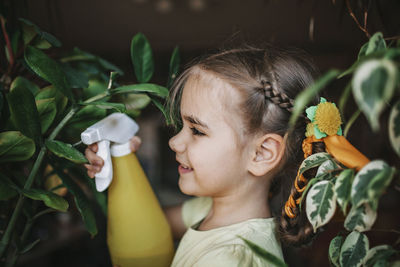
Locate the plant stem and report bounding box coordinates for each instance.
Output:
[344,109,361,137]
[82,92,109,104]
[0,106,78,259]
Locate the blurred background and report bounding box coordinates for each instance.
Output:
[2,0,400,266]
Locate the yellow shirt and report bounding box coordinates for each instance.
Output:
[171,197,284,267]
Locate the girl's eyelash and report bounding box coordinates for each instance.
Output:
[190,127,205,136]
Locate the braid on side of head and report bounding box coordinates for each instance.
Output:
[260,80,295,113]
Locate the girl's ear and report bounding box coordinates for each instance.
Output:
[248,133,285,177]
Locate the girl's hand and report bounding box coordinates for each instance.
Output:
[84,136,142,178]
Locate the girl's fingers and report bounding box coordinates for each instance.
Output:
[88,143,98,153]
[130,136,142,152]
[85,147,104,166]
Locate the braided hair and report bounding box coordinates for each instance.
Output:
[167,44,322,246]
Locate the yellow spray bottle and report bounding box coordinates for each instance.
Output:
[81,113,174,267]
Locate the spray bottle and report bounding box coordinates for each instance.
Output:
[81,113,174,267]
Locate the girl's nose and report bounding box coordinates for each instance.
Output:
[169,132,186,153]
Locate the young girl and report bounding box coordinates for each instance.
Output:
[85,45,320,266]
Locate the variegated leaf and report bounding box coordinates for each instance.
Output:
[316,159,338,177]
[340,231,369,267]
[344,203,377,232]
[351,160,390,209]
[352,58,397,131]
[364,245,397,267]
[389,101,400,157]
[306,180,336,232]
[368,165,395,211]
[335,169,355,215]
[329,235,344,267]
[299,152,331,175]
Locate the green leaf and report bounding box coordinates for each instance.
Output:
[111,83,169,98]
[290,69,340,126]
[167,46,180,88]
[122,93,151,110]
[45,140,88,164]
[22,188,69,212]
[365,32,387,56]
[351,160,394,210]
[79,101,126,113]
[352,58,397,131]
[0,131,35,163]
[0,173,18,200]
[151,98,170,124]
[315,159,338,177]
[10,76,39,95]
[66,105,106,132]
[329,235,344,267]
[364,245,397,267]
[340,231,369,267]
[61,64,89,89]
[306,180,337,232]
[344,203,377,232]
[36,85,68,119]
[238,237,288,267]
[52,165,98,237]
[389,101,400,158]
[33,38,52,49]
[83,79,108,100]
[7,86,42,145]
[299,177,321,211]
[19,238,41,254]
[36,98,57,134]
[131,33,154,83]
[19,18,61,47]
[24,46,73,101]
[299,152,331,175]
[338,82,352,117]
[334,169,355,215]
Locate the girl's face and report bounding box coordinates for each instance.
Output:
[169,71,251,197]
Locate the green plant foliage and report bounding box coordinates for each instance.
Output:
[299,152,331,175]
[111,83,169,98]
[66,105,106,133]
[19,18,61,47]
[24,46,74,101]
[7,86,42,146]
[61,63,89,89]
[351,160,394,210]
[340,231,369,267]
[36,98,57,134]
[0,173,18,200]
[352,58,397,131]
[52,165,98,237]
[306,180,337,232]
[290,70,340,126]
[21,188,69,212]
[329,235,344,267]
[79,101,126,113]
[238,237,288,267]
[364,245,397,267]
[344,203,377,232]
[0,131,35,163]
[315,159,338,177]
[35,85,68,119]
[19,239,41,254]
[334,169,355,215]
[167,46,180,88]
[45,140,88,164]
[389,101,400,157]
[131,33,154,83]
[10,76,39,95]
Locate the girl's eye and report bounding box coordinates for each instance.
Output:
[190,127,205,136]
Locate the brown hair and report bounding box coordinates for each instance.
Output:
[167,44,324,246]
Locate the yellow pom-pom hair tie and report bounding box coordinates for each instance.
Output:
[284,97,370,219]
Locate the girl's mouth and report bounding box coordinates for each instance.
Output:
[178,164,193,174]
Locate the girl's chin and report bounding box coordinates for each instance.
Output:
[178,176,198,196]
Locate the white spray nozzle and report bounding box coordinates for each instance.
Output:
[81,113,139,192]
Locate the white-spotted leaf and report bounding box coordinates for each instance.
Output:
[329,235,344,267]
[299,152,331,175]
[45,140,88,164]
[352,58,397,131]
[335,169,355,215]
[316,159,338,177]
[351,160,391,209]
[389,101,400,157]
[306,180,336,232]
[340,231,369,267]
[364,245,397,267]
[344,203,377,232]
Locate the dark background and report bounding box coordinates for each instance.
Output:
[4,0,400,266]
